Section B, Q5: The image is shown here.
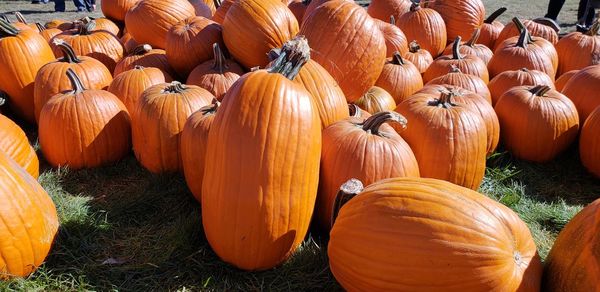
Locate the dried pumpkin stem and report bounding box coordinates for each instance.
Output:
[0,14,8,23]
[267,35,311,80]
[429,90,458,108]
[452,36,463,59]
[389,15,396,26]
[163,81,187,93]
[588,20,600,36]
[78,20,96,35]
[330,179,364,228]
[212,43,228,74]
[409,40,421,53]
[409,0,420,11]
[200,99,221,115]
[66,68,86,94]
[516,23,530,49]
[348,104,362,118]
[513,17,534,44]
[14,12,28,24]
[465,28,481,47]
[35,23,45,32]
[0,19,19,37]
[361,111,408,135]
[391,51,406,65]
[530,85,552,96]
[0,91,6,107]
[131,44,152,56]
[485,7,507,24]
[56,41,81,63]
[213,0,222,8]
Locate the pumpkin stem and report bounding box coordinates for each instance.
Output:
[515,22,530,49]
[0,19,19,37]
[0,14,8,23]
[451,36,463,59]
[429,89,458,108]
[330,179,364,228]
[54,39,81,63]
[66,68,86,94]
[348,104,362,118]
[200,98,220,115]
[484,7,507,24]
[0,91,6,107]
[35,22,45,32]
[391,51,406,65]
[14,12,28,24]
[361,111,408,135]
[78,20,96,35]
[588,20,600,36]
[530,85,552,96]
[409,40,421,53]
[409,0,420,11]
[513,17,533,44]
[133,65,145,70]
[131,44,152,56]
[449,64,461,73]
[212,43,228,74]
[162,81,187,94]
[267,35,310,80]
[389,15,395,26]
[465,28,481,47]
[213,0,222,8]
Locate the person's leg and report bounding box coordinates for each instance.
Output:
[576,0,595,27]
[545,0,567,20]
[54,0,65,12]
[73,0,86,11]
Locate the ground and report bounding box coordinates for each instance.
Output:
[0,0,599,291]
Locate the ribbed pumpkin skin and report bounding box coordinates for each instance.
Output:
[354,86,396,114]
[494,19,559,50]
[92,18,121,36]
[555,30,600,77]
[0,114,39,178]
[108,67,172,113]
[0,150,59,280]
[187,55,244,102]
[543,199,600,291]
[375,55,423,104]
[495,86,579,162]
[395,91,487,190]
[441,34,493,65]
[561,65,600,124]
[202,70,321,271]
[403,42,433,74]
[318,113,419,230]
[222,0,298,69]
[396,4,447,57]
[488,35,557,80]
[301,0,386,102]
[427,0,485,42]
[0,28,55,123]
[125,0,196,49]
[479,21,504,49]
[329,177,542,292]
[165,17,223,77]
[114,46,176,77]
[39,27,61,43]
[51,29,124,73]
[287,0,307,24]
[427,69,491,102]
[211,0,234,24]
[580,107,600,177]
[132,83,214,173]
[423,52,489,84]
[375,19,409,57]
[366,0,410,22]
[488,68,555,106]
[102,0,140,21]
[554,70,578,92]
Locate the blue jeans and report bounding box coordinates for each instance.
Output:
[54,0,65,11]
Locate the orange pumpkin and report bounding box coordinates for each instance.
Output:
[120,31,139,54]
[108,66,172,113]
[187,43,244,101]
[580,106,600,177]
[114,44,177,78]
[426,66,491,102]
[562,65,600,124]
[403,40,433,74]
[488,68,555,106]
[287,0,308,23]
[543,198,600,291]
[495,18,559,50]
[554,22,600,76]
[132,81,214,173]
[102,0,140,21]
[367,0,410,22]
[376,17,409,57]
[0,114,39,178]
[375,52,423,103]
[354,87,397,114]
[441,28,493,64]
[301,0,386,102]
[39,69,132,169]
[45,19,69,30]
[555,70,578,92]
[34,40,113,122]
[211,0,234,24]
[82,17,121,36]
[426,0,485,42]
[13,12,38,32]
[318,111,419,229]
[0,150,59,280]
[202,37,321,271]
[495,85,579,162]
[478,7,507,49]
[396,1,447,57]
[395,89,487,189]
[36,23,61,43]
[0,19,55,123]
[423,36,489,83]
[329,177,542,291]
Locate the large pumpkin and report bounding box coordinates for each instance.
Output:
[222,0,298,69]
[108,66,172,114]
[554,22,600,76]
[375,52,423,104]
[114,44,176,78]
[561,64,600,124]
[318,111,419,230]
[0,19,55,123]
[125,0,196,49]
[37,23,61,43]
[132,81,214,173]
[102,0,140,21]
[488,68,555,106]
[478,7,507,49]
[211,0,234,24]
[494,18,559,50]
[423,36,489,83]
[580,107,600,178]
[376,17,409,58]
[329,177,542,291]
[301,0,386,102]
[39,69,132,169]
[0,114,39,178]
[0,150,59,279]
[202,37,321,271]
[366,0,410,22]
[396,1,447,57]
[426,0,485,42]
[426,66,491,102]
[495,85,579,162]
[543,198,600,291]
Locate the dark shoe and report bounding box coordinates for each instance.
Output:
[533,17,561,33]
[576,24,590,33]
[76,6,86,12]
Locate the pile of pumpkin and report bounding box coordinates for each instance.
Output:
[0,0,599,289]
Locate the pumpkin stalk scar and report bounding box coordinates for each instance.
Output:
[162,81,187,94]
[429,89,459,108]
[267,35,310,80]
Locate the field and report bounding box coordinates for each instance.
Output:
[1,0,599,291]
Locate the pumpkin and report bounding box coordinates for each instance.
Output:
[348,103,370,119]
[166,16,223,78]
[222,0,298,69]
[495,18,559,50]
[301,0,386,102]
[488,68,555,106]
[187,43,244,101]
[318,111,419,230]
[479,7,507,49]
[395,89,487,189]
[81,17,120,36]
[0,114,39,178]
[114,44,177,78]
[45,19,69,30]
[125,0,196,49]
[495,85,579,162]
[555,70,578,92]
[375,52,423,104]
[396,1,447,57]
[366,0,410,22]
[328,177,542,291]
[102,0,140,21]
[189,0,213,17]
[376,16,409,57]
[417,84,499,155]
[211,0,234,24]
[441,28,493,65]
[108,66,172,113]
[0,19,55,123]
[423,36,489,84]
[36,23,61,43]
[426,66,491,102]
[181,100,219,202]
[554,21,600,76]
[287,0,308,23]
[354,87,397,114]
[580,106,600,177]
[132,81,214,173]
[39,69,131,168]
[543,198,600,291]
[403,40,433,74]
[426,0,485,42]
[34,40,113,122]
[120,31,139,54]
[0,150,59,280]
[561,65,600,124]
[201,37,321,271]
[51,21,124,73]
[13,12,38,32]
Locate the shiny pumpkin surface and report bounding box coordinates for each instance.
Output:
[554,24,600,77]
[579,107,600,178]
[396,3,447,57]
[114,44,176,78]
[488,68,555,106]
[427,0,485,42]
[426,67,491,102]
[0,114,39,178]
[354,86,397,114]
[102,0,140,21]
[108,66,172,114]
[561,64,600,124]
[375,53,423,104]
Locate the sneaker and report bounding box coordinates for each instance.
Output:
[576,24,590,33]
[533,17,561,33]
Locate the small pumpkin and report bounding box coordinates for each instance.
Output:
[0,114,39,178]
[561,64,600,124]
[495,85,579,162]
[376,16,409,57]
[441,28,493,65]
[187,43,244,101]
[354,87,396,114]
[396,0,447,57]
[403,40,433,74]
[45,19,69,30]
[108,66,173,114]
[114,44,177,78]
[426,0,485,42]
[495,17,559,50]
[426,65,491,102]
[211,0,234,24]
[375,52,423,104]
[423,36,489,84]
[554,21,600,76]
[36,23,61,43]
[39,69,132,169]
[555,70,578,92]
[478,7,507,49]
[366,0,411,22]
[488,68,555,106]
[102,0,141,21]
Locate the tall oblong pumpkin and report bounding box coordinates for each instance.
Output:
[396,1,447,57]
[0,114,39,178]
[202,37,321,271]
